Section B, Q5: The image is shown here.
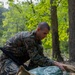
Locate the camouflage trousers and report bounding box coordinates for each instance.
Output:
[0,54,19,75]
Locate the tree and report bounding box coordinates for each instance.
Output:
[1,0,69,59]
[50,0,63,61]
[0,4,7,37]
[0,2,8,46]
[68,0,75,61]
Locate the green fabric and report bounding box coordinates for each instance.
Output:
[29,66,63,75]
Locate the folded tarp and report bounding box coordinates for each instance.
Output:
[29,66,65,75]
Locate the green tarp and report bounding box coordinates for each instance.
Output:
[29,66,64,75]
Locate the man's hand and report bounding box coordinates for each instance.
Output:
[53,61,65,71]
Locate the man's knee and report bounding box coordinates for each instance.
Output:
[0,58,19,75]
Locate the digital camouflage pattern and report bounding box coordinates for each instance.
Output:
[0,56,19,75]
[0,31,54,75]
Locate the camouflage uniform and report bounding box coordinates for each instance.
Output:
[0,31,54,75]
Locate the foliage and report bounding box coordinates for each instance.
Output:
[0,0,69,55]
[0,3,8,46]
[57,0,69,53]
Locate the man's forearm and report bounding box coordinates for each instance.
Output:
[53,61,65,71]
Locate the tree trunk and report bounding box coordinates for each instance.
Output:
[68,0,75,61]
[50,0,63,62]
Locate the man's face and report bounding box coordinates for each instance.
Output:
[37,28,49,40]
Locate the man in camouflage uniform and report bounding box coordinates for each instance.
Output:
[0,22,65,75]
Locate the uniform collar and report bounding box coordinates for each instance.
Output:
[31,30,42,44]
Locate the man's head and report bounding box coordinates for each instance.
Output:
[36,22,50,40]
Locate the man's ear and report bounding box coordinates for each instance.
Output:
[37,28,41,31]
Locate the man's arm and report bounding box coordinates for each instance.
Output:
[53,61,65,71]
[24,37,65,70]
[24,37,54,66]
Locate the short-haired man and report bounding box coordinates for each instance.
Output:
[0,22,65,75]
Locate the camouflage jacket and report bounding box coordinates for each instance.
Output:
[3,31,54,67]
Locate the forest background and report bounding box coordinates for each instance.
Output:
[0,0,72,62]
